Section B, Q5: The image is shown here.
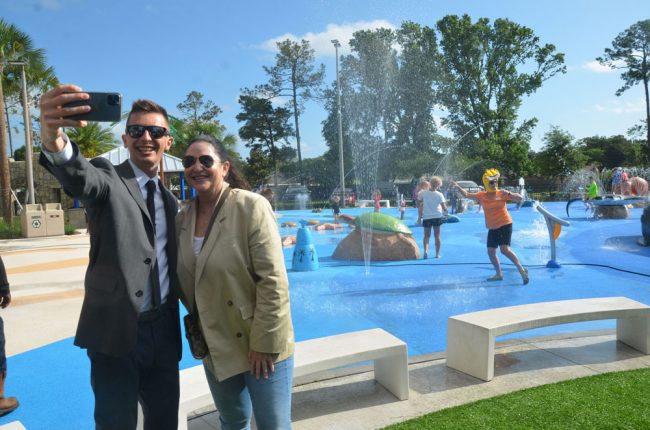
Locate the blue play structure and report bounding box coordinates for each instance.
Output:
[292,220,319,271]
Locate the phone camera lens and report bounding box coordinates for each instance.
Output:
[107,94,120,106]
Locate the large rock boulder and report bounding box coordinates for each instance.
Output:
[332,229,420,261]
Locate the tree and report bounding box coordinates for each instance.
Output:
[3,61,57,155]
[394,22,439,153]
[12,143,40,161]
[577,135,644,168]
[66,123,119,158]
[338,28,401,185]
[236,94,293,187]
[534,126,584,179]
[0,19,50,223]
[321,24,441,184]
[597,19,650,159]
[435,15,565,165]
[176,90,222,123]
[169,91,237,160]
[242,147,273,190]
[262,39,325,184]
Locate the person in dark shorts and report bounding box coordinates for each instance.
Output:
[451,169,529,284]
[331,195,341,223]
[420,176,448,259]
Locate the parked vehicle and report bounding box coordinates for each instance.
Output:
[330,187,356,206]
[283,186,311,200]
[455,180,483,192]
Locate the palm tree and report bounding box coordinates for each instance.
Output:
[0,19,49,223]
[66,122,119,158]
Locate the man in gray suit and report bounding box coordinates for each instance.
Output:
[39,84,181,430]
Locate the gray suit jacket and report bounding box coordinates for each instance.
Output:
[40,143,181,358]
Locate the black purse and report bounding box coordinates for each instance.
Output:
[183,313,208,360]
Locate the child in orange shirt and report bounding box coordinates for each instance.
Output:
[451,169,529,285]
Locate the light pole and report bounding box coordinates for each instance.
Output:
[331,39,346,207]
[8,61,35,204]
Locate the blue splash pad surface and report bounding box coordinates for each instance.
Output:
[3,202,649,428]
[283,202,650,353]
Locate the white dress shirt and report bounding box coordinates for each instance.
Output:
[42,134,170,312]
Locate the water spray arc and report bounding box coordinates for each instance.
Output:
[432,118,510,177]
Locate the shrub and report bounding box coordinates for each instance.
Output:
[0,218,22,239]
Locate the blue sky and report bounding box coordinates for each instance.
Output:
[1,0,648,159]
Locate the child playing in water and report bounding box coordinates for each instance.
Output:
[398,193,406,220]
[331,195,341,223]
[451,169,529,285]
[420,176,448,259]
[373,190,382,213]
[416,178,431,224]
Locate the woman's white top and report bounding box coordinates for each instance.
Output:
[421,190,446,219]
[193,236,204,256]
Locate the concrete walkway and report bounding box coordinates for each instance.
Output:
[2,233,650,429]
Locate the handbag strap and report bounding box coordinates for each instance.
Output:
[192,186,231,316]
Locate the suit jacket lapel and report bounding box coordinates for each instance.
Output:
[115,161,150,221]
[195,194,228,278]
[179,201,197,275]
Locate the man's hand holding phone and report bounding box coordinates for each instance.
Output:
[40,85,91,152]
[40,85,121,152]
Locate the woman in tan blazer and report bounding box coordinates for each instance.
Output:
[176,135,294,430]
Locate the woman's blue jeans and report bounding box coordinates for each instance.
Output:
[204,355,293,430]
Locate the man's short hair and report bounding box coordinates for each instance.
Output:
[127,99,169,125]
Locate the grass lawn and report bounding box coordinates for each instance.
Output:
[383,368,650,429]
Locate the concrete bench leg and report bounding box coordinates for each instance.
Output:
[446,319,494,381]
[373,345,409,400]
[617,315,650,353]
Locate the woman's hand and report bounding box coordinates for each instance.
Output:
[248,350,275,380]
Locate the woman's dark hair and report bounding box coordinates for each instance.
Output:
[187,135,251,190]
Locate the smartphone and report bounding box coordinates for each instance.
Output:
[63,92,122,122]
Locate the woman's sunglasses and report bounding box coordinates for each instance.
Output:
[126,125,169,139]
[182,155,216,169]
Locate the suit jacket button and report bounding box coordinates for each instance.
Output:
[236,332,242,338]
[227,300,233,306]
[135,290,143,297]
[144,258,152,264]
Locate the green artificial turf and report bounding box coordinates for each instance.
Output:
[383,368,650,429]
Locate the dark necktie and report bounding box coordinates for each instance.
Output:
[146,180,161,308]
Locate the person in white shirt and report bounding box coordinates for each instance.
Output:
[420,176,448,259]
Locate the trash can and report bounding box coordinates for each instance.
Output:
[20,204,46,238]
[45,203,65,236]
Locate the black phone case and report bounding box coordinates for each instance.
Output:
[64,92,122,122]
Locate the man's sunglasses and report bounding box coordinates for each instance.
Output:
[182,155,216,169]
[126,125,169,139]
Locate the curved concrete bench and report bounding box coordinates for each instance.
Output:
[446,297,650,381]
[171,328,408,430]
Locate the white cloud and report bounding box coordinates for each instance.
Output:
[582,60,622,73]
[259,20,397,58]
[594,98,645,114]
